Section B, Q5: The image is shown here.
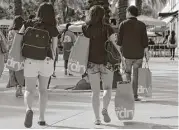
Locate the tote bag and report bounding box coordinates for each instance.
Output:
[115,82,135,120]
[68,36,90,76]
[114,48,135,120]
[138,62,152,97]
[6,33,24,71]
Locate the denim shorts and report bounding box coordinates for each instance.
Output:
[87,62,114,90]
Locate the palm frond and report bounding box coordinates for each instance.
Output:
[145,0,167,12]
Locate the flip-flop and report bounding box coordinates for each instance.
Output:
[94,120,101,125]
[38,121,46,126]
[24,110,33,128]
[102,109,111,123]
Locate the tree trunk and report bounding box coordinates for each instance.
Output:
[56,0,67,24]
[50,0,56,6]
[135,0,142,15]
[14,0,22,16]
[118,0,128,24]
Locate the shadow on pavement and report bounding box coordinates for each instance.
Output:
[47,104,91,111]
[140,100,178,106]
[103,121,178,129]
[45,124,88,129]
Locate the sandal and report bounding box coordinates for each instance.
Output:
[15,86,23,97]
[102,109,111,123]
[38,121,46,126]
[94,120,101,125]
[24,110,33,128]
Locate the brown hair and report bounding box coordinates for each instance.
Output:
[86,5,105,25]
[37,2,56,26]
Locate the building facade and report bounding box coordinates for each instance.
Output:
[161,0,179,47]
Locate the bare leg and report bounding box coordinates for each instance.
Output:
[38,76,49,122]
[24,77,37,111]
[88,71,101,121]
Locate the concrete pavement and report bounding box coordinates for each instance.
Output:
[0,90,178,129]
[0,57,178,129]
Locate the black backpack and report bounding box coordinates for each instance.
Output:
[22,23,50,60]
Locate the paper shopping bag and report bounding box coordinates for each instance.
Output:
[68,36,89,76]
[6,33,24,71]
[138,65,152,97]
[115,82,135,120]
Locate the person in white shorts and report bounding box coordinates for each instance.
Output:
[20,2,59,128]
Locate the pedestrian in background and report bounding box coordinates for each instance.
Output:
[163,30,170,44]
[117,6,149,101]
[23,14,36,29]
[168,30,177,60]
[62,24,76,76]
[6,16,25,97]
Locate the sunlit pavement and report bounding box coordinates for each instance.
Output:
[0,57,178,129]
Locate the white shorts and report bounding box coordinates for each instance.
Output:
[24,57,54,77]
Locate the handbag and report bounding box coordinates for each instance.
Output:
[68,35,90,76]
[110,39,130,84]
[169,44,177,48]
[6,33,24,71]
[105,29,121,68]
[138,61,152,97]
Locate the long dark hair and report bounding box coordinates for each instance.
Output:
[86,5,105,25]
[9,16,24,31]
[85,5,106,38]
[37,2,56,26]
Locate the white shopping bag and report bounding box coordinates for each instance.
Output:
[115,82,135,120]
[68,36,90,76]
[138,62,152,98]
[6,33,24,71]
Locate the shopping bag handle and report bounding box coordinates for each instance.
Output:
[110,39,126,72]
[143,60,149,69]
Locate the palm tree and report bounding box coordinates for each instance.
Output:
[135,0,142,15]
[14,0,22,16]
[50,0,56,6]
[136,0,168,16]
[118,0,128,24]
[116,0,167,25]
[55,0,67,24]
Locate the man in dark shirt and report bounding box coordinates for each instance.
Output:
[117,6,149,101]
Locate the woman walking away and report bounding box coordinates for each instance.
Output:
[168,31,177,60]
[6,16,25,97]
[68,5,115,125]
[20,2,59,128]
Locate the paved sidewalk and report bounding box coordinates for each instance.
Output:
[0,57,178,129]
[0,91,178,129]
